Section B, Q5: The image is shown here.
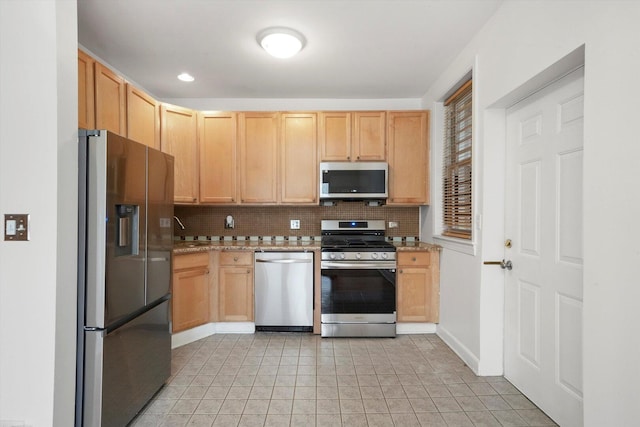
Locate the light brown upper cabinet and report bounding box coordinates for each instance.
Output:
[318,112,351,161]
[280,113,318,204]
[238,112,279,204]
[319,111,385,161]
[126,84,159,149]
[78,49,95,130]
[160,104,199,204]
[353,111,386,161]
[94,62,126,135]
[387,111,430,205]
[199,112,238,204]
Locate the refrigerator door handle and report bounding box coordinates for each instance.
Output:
[149,257,169,262]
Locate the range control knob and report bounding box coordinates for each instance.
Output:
[382,252,388,259]
[329,253,336,260]
[356,253,361,260]
[371,253,379,259]
[340,253,346,260]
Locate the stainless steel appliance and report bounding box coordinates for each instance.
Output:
[320,220,396,337]
[76,130,174,427]
[319,161,388,201]
[254,252,314,332]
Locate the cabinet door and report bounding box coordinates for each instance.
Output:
[78,49,95,129]
[353,111,386,161]
[239,112,278,204]
[199,112,238,204]
[126,84,159,149]
[397,267,434,322]
[172,266,209,332]
[281,113,317,204]
[387,111,429,205]
[318,112,351,161]
[161,104,198,204]
[219,266,254,321]
[95,62,126,135]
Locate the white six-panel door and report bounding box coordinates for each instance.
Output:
[504,68,584,427]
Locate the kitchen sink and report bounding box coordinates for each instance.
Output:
[177,241,211,248]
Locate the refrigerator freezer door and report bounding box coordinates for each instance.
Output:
[85,132,147,328]
[83,300,171,427]
[146,148,174,304]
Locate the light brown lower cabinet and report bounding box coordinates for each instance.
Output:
[218,251,254,322]
[172,252,210,333]
[397,251,440,323]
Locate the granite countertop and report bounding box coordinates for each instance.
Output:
[173,240,441,254]
[393,242,442,252]
[173,240,321,254]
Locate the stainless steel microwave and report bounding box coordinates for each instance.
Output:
[319,161,388,201]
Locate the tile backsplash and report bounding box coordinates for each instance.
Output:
[173,203,419,239]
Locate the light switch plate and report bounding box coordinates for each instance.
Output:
[290,219,300,230]
[4,214,30,241]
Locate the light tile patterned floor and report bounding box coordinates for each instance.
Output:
[131,333,558,426]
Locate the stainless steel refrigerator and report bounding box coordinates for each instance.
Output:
[76,130,174,426]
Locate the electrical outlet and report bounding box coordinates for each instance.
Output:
[4,214,29,241]
[290,219,300,230]
[388,221,399,229]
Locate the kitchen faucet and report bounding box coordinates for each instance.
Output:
[173,215,186,230]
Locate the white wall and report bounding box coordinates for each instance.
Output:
[422,1,640,425]
[0,1,78,425]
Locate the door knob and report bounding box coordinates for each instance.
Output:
[505,239,512,248]
[483,260,513,270]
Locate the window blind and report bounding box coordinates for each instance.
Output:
[443,80,472,239]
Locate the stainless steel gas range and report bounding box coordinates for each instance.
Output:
[320,220,397,338]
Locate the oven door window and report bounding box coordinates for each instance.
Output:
[321,269,396,314]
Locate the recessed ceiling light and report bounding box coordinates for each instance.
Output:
[257,27,305,59]
[177,73,194,82]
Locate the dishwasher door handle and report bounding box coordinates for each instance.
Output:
[255,259,312,264]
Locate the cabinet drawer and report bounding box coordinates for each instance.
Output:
[174,252,209,270]
[220,251,253,266]
[398,251,431,267]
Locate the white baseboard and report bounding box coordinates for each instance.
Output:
[171,322,256,348]
[171,323,217,349]
[436,325,480,374]
[396,323,437,334]
[215,322,255,334]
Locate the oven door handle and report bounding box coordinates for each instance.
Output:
[321,261,397,269]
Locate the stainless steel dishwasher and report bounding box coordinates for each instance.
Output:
[254,252,314,332]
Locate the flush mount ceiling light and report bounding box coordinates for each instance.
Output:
[177,72,194,82]
[257,27,305,59]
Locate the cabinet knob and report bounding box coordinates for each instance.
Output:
[234,256,239,262]
[205,269,210,274]
[247,269,251,274]
[399,269,403,274]
[347,156,350,160]
[412,257,416,262]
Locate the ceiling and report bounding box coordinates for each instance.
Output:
[78,0,502,100]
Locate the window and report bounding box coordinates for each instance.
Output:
[442,80,472,239]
